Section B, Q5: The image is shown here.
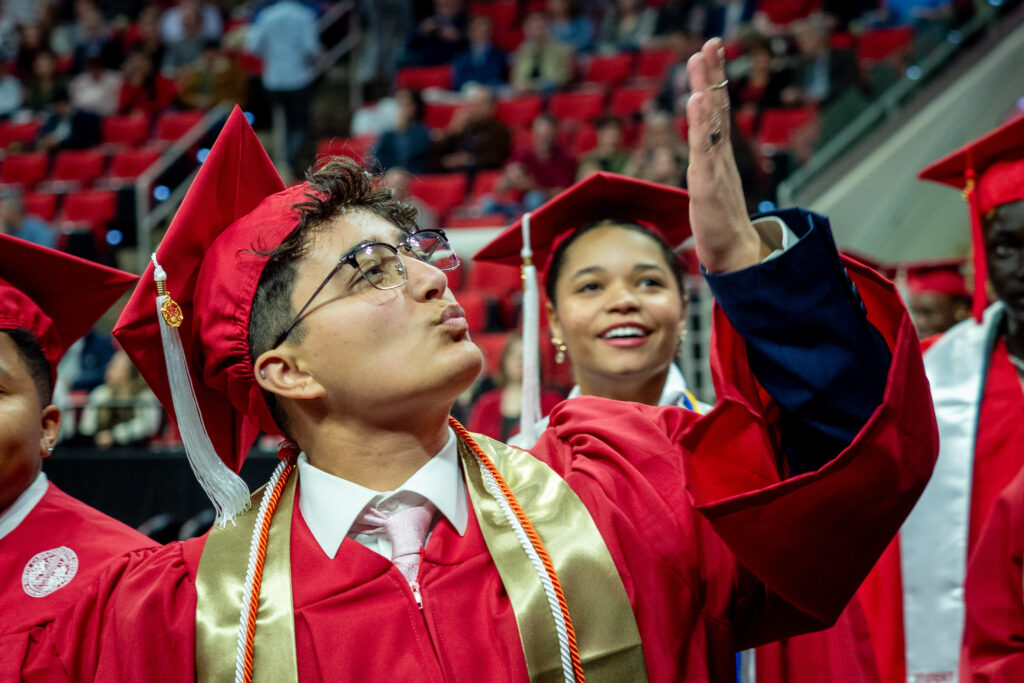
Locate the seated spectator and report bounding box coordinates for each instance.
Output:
[597,0,657,53]
[0,63,21,118]
[577,116,630,178]
[78,349,162,449]
[511,11,574,94]
[373,88,431,174]
[651,0,697,44]
[24,50,67,112]
[782,13,861,107]
[0,191,56,248]
[547,0,594,53]
[122,4,167,67]
[68,328,117,393]
[118,49,178,116]
[467,335,563,442]
[694,0,755,40]
[37,87,103,151]
[14,22,50,79]
[383,167,438,231]
[432,84,511,172]
[70,1,122,74]
[484,114,576,217]
[654,30,702,116]
[159,0,223,44]
[163,3,207,73]
[625,110,688,187]
[69,56,122,117]
[730,35,792,128]
[405,0,468,67]
[177,39,246,110]
[452,15,508,91]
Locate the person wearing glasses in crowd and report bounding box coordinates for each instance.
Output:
[7,40,936,681]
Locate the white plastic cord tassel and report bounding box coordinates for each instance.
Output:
[518,212,542,445]
[151,254,250,524]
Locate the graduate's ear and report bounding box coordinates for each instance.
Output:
[254,346,325,401]
[546,300,563,343]
[39,404,60,458]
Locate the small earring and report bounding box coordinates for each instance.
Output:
[46,445,55,452]
[260,369,267,379]
[551,336,567,364]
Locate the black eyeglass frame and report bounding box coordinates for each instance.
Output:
[271,229,459,349]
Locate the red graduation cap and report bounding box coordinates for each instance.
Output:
[473,172,692,280]
[0,233,136,382]
[918,113,1024,319]
[113,107,307,520]
[903,258,969,299]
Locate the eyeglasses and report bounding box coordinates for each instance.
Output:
[272,229,460,348]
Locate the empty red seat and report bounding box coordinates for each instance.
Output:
[857,26,915,62]
[572,122,597,156]
[102,114,150,147]
[584,53,634,86]
[1,153,49,188]
[758,0,817,25]
[62,190,117,230]
[316,134,378,165]
[154,110,204,143]
[636,49,676,80]
[23,192,59,221]
[469,169,504,200]
[410,173,468,217]
[424,102,465,130]
[466,260,522,298]
[0,120,41,148]
[759,107,819,149]
[51,149,107,187]
[455,289,491,331]
[609,86,657,117]
[395,65,454,91]
[107,148,160,181]
[472,331,510,375]
[549,91,606,124]
[446,213,507,228]
[496,95,543,128]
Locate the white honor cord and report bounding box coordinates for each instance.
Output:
[476,458,575,683]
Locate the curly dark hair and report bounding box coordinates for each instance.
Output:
[249,157,419,429]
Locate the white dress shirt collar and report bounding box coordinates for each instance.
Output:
[0,471,48,541]
[297,428,467,559]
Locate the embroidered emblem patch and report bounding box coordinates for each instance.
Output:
[22,546,78,597]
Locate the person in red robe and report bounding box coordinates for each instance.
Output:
[0,234,156,656]
[857,113,1024,683]
[5,39,937,682]
[902,258,971,339]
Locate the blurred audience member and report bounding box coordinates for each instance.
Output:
[37,87,102,151]
[0,191,56,248]
[122,4,166,67]
[597,0,656,53]
[70,2,121,74]
[163,3,206,73]
[245,0,321,164]
[13,22,50,79]
[354,0,411,96]
[405,0,468,67]
[625,111,688,187]
[373,88,431,174]
[693,0,755,40]
[467,335,563,442]
[782,13,860,107]
[69,56,122,116]
[452,15,508,91]
[905,259,971,339]
[118,49,178,116]
[432,84,511,172]
[651,0,696,42]
[547,0,593,53]
[653,30,701,115]
[24,50,67,112]
[511,11,574,94]
[730,35,791,128]
[578,116,630,178]
[486,114,576,216]
[384,167,438,231]
[159,0,223,44]
[78,350,162,449]
[177,39,246,110]
[67,328,116,392]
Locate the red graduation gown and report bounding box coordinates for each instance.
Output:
[858,339,1024,683]
[0,483,156,653]
[9,283,936,682]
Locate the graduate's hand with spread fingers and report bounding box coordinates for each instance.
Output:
[685,38,771,274]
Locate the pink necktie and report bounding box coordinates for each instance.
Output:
[357,503,436,586]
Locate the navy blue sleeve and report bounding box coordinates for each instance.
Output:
[703,208,891,475]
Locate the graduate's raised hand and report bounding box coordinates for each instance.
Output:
[685,38,768,273]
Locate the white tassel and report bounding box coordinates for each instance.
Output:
[518,212,542,445]
[152,255,250,524]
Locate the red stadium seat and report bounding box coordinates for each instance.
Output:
[757,0,817,25]
[455,289,491,331]
[154,110,204,143]
[609,86,657,117]
[316,134,378,165]
[410,173,468,217]
[446,213,507,228]
[496,95,543,128]
[106,148,161,182]
[395,65,454,91]
[424,101,466,130]
[0,120,41,148]
[857,26,915,62]
[470,2,521,52]
[469,169,504,200]
[23,192,59,221]
[572,122,598,156]
[102,114,150,147]
[50,149,107,187]
[473,331,510,375]
[584,53,634,86]
[636,49,675,80]
[466,260,522,298]
[549,90,606,124]
[237,51,264,75]
[61,190,117,231]
[758,107,819,150]
[1,153,49,188]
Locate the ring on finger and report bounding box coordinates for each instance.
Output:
[709,79,729,90]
